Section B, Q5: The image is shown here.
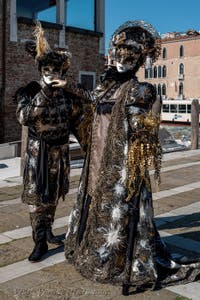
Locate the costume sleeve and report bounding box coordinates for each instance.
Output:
[125,82,159,133]
[126,82,157,107]
[125,83,162,200]
[15,81,51,127]
[69,91,94,151]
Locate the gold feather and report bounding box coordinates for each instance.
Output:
[34,20,51,59]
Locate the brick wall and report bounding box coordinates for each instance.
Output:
[0,0,8,143]
[1,2,104,143]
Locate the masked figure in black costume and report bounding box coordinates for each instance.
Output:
[65,20,200,295]
[15,22,92,262]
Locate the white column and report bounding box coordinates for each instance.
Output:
[56,0,66,47]
[95,0,105,54]
[10,0,17,42]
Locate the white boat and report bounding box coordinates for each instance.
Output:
[161,99,200,124]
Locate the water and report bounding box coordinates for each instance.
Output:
[161,123,200,148]
[162,124,192,140]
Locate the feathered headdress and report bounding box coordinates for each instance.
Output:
[34,20,51,59]
[25,21,71,73]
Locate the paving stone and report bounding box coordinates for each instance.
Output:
[0,234,12,244]
[0,193,75,233]
[154,190,200,216]
[0,185,22,202]
[156,201,200,227]
[161,231,200,255]
[0,238,33,267]
[168,282,199,300]
[0,290,16,300]
[0,261,187,300]
[0,152,200,300]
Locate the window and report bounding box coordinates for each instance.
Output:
[163,104,169,112]
[170,104,177,113]
[158,66,162,78]
[162,65,167,77]
[17,0,96,29]
[179,82,184,96]
[178,104,186,113]
[180,45,184,57]
[153,66,157,78]
[17,0,57,23]
[162,47,167,59]
[187,104,191,113]
[66,0,95,30]
[158,84,161,96]
[37,3,56,23]
[179,63,184,75]
[162,84,166,96]
[79,71,96,91]
[145,69,148,79]
[149,67,153,78]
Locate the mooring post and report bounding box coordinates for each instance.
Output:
[191,99,199,150]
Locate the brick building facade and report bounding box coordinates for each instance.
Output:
[0,0,105,143]
[137,29,200,101]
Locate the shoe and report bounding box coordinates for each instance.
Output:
[28,242,48,262]
[46,227,64,245]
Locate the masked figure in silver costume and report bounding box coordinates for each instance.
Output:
[65,20,200,295]
[15,22,92,262]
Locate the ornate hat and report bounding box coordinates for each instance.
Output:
[25,21,71,73]
[108,20,161,67]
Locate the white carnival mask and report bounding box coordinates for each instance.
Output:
[116,62,133,73]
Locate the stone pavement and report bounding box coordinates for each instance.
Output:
[0,150,200,299]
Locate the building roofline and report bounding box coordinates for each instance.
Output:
[162,35,200,43]
[17,17,103,37]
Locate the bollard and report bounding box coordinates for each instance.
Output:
[191,99,199,149]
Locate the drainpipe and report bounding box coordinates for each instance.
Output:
[1,0,6,142]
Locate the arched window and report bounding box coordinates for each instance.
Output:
[179,82,184,96]
[149,67,153,78]
[180,45,184,57]
[162,47,167,59]
[153,66,157,78]
[162,65,167,77]
[179,63,184,74]
[158,84,161,96]
[158,66,162,78]
[162,84,166,96]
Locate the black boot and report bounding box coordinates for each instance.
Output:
[45,207,63,245]
[28,242,48,262]
[46,227,64,245]
[28,220,48,262]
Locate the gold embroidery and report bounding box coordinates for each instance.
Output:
[126,111,162,202]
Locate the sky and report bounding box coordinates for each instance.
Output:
[105,0,200,52]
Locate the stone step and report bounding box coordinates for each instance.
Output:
[0,194,199,299]
[0,184,200,245]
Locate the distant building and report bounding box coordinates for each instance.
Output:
[137,29,200,101]
[0,0,105,142]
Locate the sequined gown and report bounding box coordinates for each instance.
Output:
[65,75,200,289]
